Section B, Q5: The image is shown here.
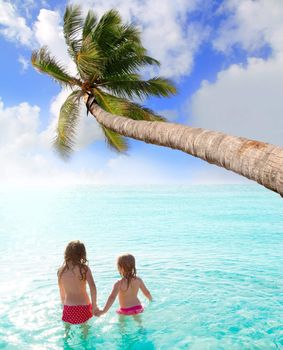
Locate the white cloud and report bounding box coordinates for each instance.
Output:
[90,155,172,185]
[0,0,33,46]
[18,55,29,72]
[190,55,283,147]
[0,98,104,185]
[0,98,186,186]
[13,0,38,19]
[214,0,283,55]
[0,100,40,148]
[1,0,208,79]
[158,109,179,122]
[0,4,77,74]
[0,98,49,183]
[190,0,283,148]
[33,9,68,65]
[100,155,248,185]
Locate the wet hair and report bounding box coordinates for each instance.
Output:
[58,240,88,281]
[117,254,137,289]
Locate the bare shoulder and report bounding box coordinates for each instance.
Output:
[135,276,143,284]
[85,265,92,275]
[114,279,121,288]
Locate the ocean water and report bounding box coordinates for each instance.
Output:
[0,185,282,350]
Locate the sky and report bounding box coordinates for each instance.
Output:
[0,0,282,186]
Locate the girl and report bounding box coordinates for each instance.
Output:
[57,240,99,324]
[99,254,152,316]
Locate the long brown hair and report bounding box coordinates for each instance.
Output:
[58,240,88,280]
[117,254,137,289]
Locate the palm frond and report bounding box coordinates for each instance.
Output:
[91,10,122,55]
[77,37,103,81]
[92,21,145,77]
[90,87,128,152]
[104,55,159,77]
[115,24,141,46]
[82,10,98,40]
[101,126,128,152]
[101,75,177,99]
[31,47,80,87]
[54,90,83,158]
[92,87,127,114]
[124,102,166,121]
[102,23,142,57]
[64,5,83,61]
[102,42,160,77]
[92,88,166,122]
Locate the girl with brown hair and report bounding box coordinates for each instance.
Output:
[57,240,99,324]
[98,253,152,316]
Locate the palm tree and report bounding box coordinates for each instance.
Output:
[31,5,283,197]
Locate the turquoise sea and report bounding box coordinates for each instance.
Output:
[0,185,282,350]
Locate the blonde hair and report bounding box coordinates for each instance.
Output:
[117,254,137,289]
[58,240,88,280]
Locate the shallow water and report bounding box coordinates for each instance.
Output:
[0,185,282,350]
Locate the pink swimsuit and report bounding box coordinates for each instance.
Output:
[62,304,92,324]
[117,304,144,316]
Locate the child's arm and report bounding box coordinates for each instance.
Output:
[57,276,65,305]
[139,278,153,301]
[100,281,120,315]
[86,267,99,315]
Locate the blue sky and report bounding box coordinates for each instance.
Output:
[0,0,282,186]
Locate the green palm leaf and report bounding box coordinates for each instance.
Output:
[103,44,160,77]
[93,22,144,77]
[92,88,127,115]
[82,10,98,40]
[91,10,122,55]
[64,5,83,61]
[101,75,177,99]
[91,88,128,152]
[101,126,128,152]
[102,23,142,59]
[54,90,83,158]
[77,37,103,81]
[114,24,141,46]
[31,47,80,87]
[93,89,166,122]
[124,102,166,121]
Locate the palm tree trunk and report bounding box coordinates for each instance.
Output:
[86,97,283,197]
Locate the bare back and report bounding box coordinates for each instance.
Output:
[101,274,152,315]
[118,277,143,308]
[58,265,91,306]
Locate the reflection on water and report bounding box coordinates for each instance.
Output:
[61,317,156,350]
[117,315,156,350]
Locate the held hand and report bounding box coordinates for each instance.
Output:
[92,306,100,317]
[96,310,105,317]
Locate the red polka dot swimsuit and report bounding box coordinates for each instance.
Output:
[62,304,93,324]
